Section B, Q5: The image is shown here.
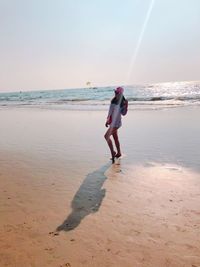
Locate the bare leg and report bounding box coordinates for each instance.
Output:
[104,128,116,163]
[112,129,121,157]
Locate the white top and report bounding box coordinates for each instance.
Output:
[107,103,122,128]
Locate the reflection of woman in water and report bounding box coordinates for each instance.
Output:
[104,87,128,163]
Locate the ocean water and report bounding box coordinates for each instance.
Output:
[0,81,200,110]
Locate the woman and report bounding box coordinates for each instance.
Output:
[104,87,128,163]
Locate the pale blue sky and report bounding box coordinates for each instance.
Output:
[0,0,200,91]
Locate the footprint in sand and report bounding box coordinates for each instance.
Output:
[49,231,59,236]
[174,225,186,232]
[164,166,182,172]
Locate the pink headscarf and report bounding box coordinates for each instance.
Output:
[115,87,124,94]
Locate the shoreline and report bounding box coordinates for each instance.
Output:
[1,102,199,111]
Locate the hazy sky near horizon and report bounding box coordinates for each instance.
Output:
[0,0,200,91]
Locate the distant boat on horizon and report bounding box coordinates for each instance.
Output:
[86,81,97,89]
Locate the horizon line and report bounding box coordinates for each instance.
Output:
[0,79,199,94]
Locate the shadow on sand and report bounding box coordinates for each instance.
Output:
[56,163,110,232]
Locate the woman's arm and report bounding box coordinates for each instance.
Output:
[105,104,114,127]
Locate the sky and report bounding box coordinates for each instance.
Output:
[0,0,200,92]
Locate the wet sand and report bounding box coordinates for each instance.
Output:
[0,107,200,267]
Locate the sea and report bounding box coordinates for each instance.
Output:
[0,81,200,110]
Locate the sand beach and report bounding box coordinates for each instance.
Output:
[0,106,200,267]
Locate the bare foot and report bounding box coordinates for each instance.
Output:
[110,152,116,163]
[115,153,121,158]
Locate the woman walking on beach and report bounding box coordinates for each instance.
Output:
[104,87,128,163]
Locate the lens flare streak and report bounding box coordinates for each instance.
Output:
[126,0,155,84]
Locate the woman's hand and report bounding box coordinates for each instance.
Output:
[105,116,112,127]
